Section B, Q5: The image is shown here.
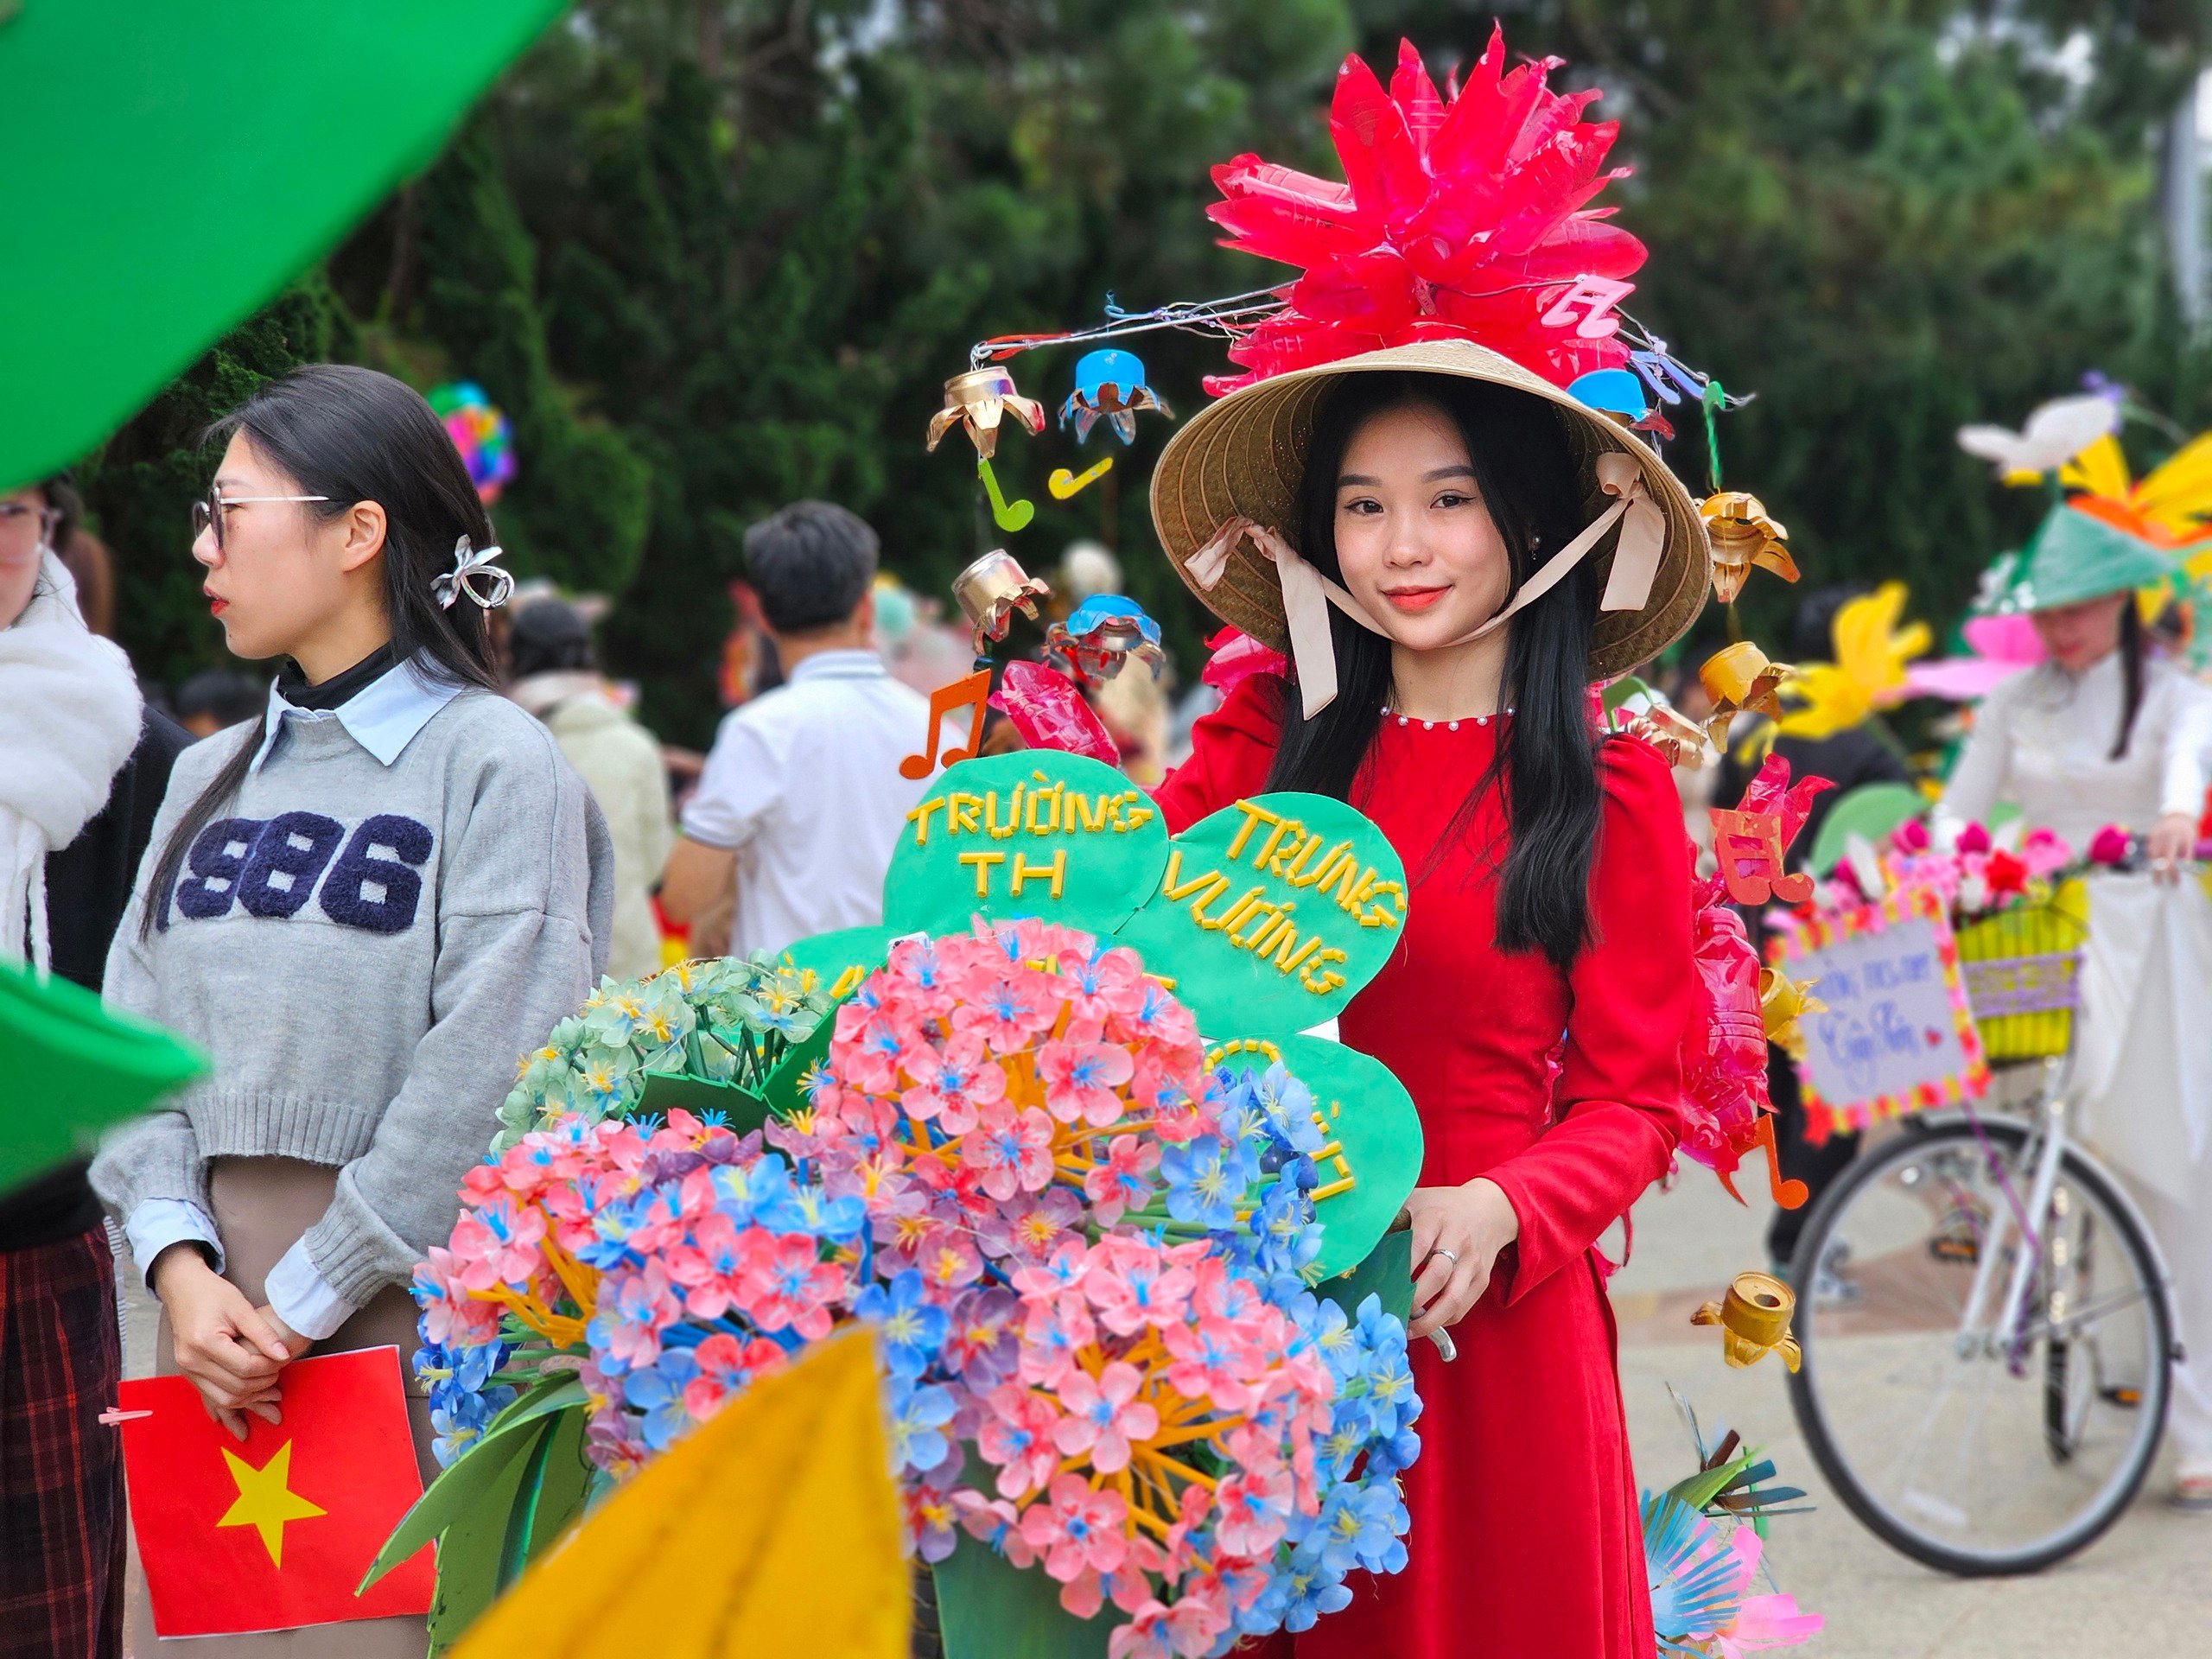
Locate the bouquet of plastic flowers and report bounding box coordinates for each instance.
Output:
[490,954,831,1153]
[413,919,1419,1654]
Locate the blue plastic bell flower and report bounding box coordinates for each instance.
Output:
[1059,347,1171,444]
[1046,594,1166,683]
[1567,367,1649,422]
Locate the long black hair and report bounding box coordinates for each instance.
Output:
[141,364,500,939]
[1263,372,1605,970]
[2111,598,2145,760]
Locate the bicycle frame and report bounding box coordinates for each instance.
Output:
[1938,1058,2176,1370]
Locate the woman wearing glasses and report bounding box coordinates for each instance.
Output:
[91,364,613,1656]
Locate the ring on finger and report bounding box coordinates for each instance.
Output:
[1427,1248,1459,1268]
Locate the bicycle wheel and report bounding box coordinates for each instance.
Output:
[1785,1115,2172,1574]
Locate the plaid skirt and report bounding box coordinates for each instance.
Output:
[0,1225,124,1659]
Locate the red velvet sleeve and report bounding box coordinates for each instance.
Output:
[1485,736,1694,1304]
[1153,674,1287,834]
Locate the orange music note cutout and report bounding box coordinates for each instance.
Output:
[1718,1114,1810,1211]
[899,669,990,779]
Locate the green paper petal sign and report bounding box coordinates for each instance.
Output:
[882,753,1170,938]
[1211,1033,1425,1279]
[0,958,207,1193]
[1115,792,1404,1039]
[0,0,568,490]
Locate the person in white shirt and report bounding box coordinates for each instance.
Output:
[1939,501,2212,1511]
[660,501,938,957]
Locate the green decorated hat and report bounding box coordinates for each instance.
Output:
[1977,502,2176,615]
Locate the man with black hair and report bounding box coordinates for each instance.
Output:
[660,501,941,956]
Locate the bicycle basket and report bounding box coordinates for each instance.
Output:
[1953,880,2088,1060]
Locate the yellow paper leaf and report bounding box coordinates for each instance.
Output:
[2056,434,2131,500]
[2131,430,2212,539]
[448,1330,908,1659]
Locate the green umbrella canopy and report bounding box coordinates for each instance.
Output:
[0,960,207,1193]
[1978,502,2177,615]
[0,0,567,492]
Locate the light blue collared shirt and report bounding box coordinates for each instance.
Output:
[129,653,465,1341]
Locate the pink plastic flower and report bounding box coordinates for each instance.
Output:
[413,1246,502,1345]
[2089,823,2132,865]
[976,1382,1065,1500]
[1019,1290,1097,1389]
[982,1193,1083,1268]
[1211,1465,1293,1559]
[1056,942,1147,1023]
[1955,821,1992,855]
[1038,1033,1137,1126]
[897,1030,1007,1134]
[952,1490,1039,1568]
[601,1260,683,1370]
[963,1104,1057,1200]
[1085,1235,1198,1337]
[842,1012,914,1095]
[950,969,1058,1053]
[664,1210,749,1319]
[2020,827,2073,878]
[1084,1134,1160,1226]
[1020,1472,1130,1582]
[680,1332,786,1421]
[734,1231,842,1339]
[1052,1361,1160,1473]
[448,1194,547,1291]
[885,936,960,1019]
[1010,1237,1091,1299]
[1108,1582,1231,1659]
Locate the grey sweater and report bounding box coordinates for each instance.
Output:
[90,682,613,1306]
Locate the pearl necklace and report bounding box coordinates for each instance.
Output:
[1378,705,1514,732]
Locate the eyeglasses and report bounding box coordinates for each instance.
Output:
[0,501,60,548]
[191,485,333,551]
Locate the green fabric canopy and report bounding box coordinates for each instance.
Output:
[0,960,207,1193]
[0,0,567,492]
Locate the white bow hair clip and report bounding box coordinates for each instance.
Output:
[433,536,515,611]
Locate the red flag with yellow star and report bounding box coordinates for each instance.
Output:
[116,1346,435,1637]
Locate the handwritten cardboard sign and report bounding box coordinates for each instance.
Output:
[1775,883,1989,1141]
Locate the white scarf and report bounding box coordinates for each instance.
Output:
[0,551,143,971]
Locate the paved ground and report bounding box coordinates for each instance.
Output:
[1611,1168,2210,1657]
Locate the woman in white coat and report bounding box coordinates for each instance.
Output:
[1941,500,2212,1510]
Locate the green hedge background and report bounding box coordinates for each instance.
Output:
[69,0,2212,747]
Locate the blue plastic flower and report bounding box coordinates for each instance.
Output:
[853,1269,950,1380]
[1314,1481,1405,1577]
[1160,1135,1241,1230]
[882,1377,957,1477]
[623,1349,701,1452]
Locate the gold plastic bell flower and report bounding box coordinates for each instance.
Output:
[1699,641,1794,747]
[950,549,1051,652]
[925,368,1047,460]
[1758,966,1825,1061]
[1690,1271,1802,1372]
[1700,492,1799,605]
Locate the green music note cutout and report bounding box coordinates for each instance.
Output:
[976,459,1034,532]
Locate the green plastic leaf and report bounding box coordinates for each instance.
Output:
[0,0,567,490]
[1319,1228,1414,1326]
[1805,781,1925,877]
[637,1071,773,1138]
[362,1373,584,1592]
[1116,792,1403,1040]
[0,960,207,1193]
[883,753,1170,938]
[499,1402,594,1585]
[778,925,896,1001]
[933,1537,1116,1659]
[423,1427,539,1656]
[1228,1034,1423,1279]
[759,1007,839,1122]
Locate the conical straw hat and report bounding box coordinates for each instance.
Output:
[1149,339,1713,681]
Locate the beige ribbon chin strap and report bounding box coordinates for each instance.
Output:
[1189,452,1667,720]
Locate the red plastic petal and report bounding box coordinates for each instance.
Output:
[1389,39,1446,159]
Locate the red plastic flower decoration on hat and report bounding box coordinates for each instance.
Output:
[1205,31,1645,392]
